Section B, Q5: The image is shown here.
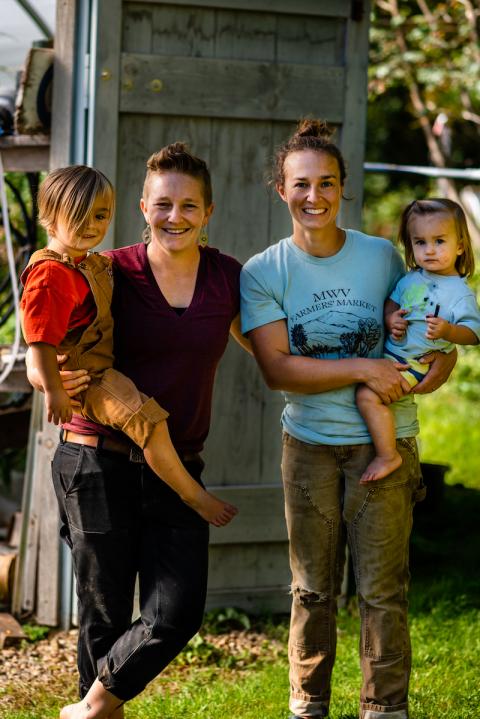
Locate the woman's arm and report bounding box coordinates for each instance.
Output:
[249,319,412,404]
[413,348,458,394]
[230,313,253,354]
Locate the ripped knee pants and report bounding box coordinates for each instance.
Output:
[281,432,424,719]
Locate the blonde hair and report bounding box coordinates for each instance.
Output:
[38,165,114,236]
[143,142,212,206]
[398,198,475,278]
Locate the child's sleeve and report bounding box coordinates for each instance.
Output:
[451,292,480,342]
[21,263,76,346]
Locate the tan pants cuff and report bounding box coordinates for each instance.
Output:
[122,398,169,449]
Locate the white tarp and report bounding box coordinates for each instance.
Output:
[0,0,55,90]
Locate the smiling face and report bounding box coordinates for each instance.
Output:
[408,212,464,276]
[49,194,112,257]
[277,150,343,242]
[140,171,213,255]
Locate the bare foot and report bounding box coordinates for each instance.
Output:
[109,708,124,719]
[60,679,123,719]
[185,487,238,526]
[360,451,403,484]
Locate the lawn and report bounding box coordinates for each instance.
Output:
[1,475,479,719]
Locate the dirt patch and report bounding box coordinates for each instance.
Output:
[0,627,285,711]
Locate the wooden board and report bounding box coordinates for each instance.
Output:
[127,0,351,18]
[120,53,345,122]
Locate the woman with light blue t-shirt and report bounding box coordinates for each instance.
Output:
[240,119,456,719]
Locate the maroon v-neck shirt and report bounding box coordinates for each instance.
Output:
[64,243,241,453]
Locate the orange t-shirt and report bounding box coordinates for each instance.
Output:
[21,259,97,346]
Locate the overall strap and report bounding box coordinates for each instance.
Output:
[25,248,77,270]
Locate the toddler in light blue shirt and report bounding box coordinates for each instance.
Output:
[357,198,480,483]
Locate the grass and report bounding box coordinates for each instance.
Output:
[2,481,479,719]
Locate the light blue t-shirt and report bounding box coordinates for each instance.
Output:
[241,230,419,445]
[385,268,480,360]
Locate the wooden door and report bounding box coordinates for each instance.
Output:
[87,0,371,611]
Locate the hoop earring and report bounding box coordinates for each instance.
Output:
[199,225,208,247]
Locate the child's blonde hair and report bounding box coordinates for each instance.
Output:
[38,165,114,236]
[398,198,475,278]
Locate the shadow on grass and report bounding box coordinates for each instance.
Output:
[409,481,480,616]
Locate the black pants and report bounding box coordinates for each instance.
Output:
[51,438,209,701]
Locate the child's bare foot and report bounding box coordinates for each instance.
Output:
[360,451,403,484]
[185,487,238,526]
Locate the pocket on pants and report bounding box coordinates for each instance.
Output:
[62,447,114,534]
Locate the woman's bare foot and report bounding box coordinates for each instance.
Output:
[60,679,123,719]
[184,485,238,526]
[360,451,403,484]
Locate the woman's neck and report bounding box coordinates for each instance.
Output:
[146,240,200,275]
[292,224,346,258]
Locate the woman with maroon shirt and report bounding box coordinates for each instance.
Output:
[27,144,248,719]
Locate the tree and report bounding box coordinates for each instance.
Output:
[369,1,480,241]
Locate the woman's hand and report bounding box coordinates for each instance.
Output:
[57,355,90,408]
[362,358,412,404]
[413,348,457,394]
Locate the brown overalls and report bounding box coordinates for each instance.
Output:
[22,249,168,448]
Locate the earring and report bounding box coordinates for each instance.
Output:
[142,225,152,243]
[199,225,208,247]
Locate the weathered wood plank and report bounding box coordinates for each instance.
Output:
[0,136,49,171]
[276,14,345,66]
[206,585,290,613]
[214,8,276,61]
[120,54,345,122]
[151,4,215,56]
[123,2,154,52]
[90,0,122,249]
[207,484,287,544]
[208,543,290,590]
[49,0,77,169]
[35,423,61,626]
[127,0,351,19]
[338,1,371,231]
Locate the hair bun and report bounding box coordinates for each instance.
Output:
[295,118,333,141]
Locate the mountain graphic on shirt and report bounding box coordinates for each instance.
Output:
[290,310,381,359]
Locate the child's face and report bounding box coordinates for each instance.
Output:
[50,195,112,257]
[408,212,464,276]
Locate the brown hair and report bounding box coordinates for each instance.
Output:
[398,198,475,278]
[143,142,212,206]
[272,118,347,188]
[38,165,114,235]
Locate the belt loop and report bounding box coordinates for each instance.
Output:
[97,435,105,452]
[59,428,65,444]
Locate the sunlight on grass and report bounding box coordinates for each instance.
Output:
[417,383,480,489]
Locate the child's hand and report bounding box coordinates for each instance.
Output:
[425,315,450,341]
[45,387,73,424]
[387,308,409,340]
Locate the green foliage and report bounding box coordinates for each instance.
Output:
[203,607,251,634]
[21,623,51,642]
